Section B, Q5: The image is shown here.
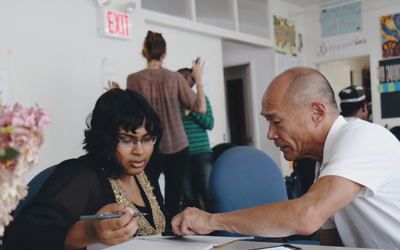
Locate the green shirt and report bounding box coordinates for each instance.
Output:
[180,96,214,155]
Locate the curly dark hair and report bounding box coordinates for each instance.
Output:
[83,89,163,179]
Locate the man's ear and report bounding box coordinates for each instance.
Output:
[362,102,367,112]
[311,102,326,123]
[161,51,167,60]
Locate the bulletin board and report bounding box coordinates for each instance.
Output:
[378,57,400,118]
[320,1,362,38]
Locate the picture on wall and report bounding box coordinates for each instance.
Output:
[381,13,400,58]
[320,1,362,39]
[274,15,296,57]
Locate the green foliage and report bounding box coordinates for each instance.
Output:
[0,147,20,161]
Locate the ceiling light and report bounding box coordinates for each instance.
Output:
[125,2,136,13]
[98,0,111,7]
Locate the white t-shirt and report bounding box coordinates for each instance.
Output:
[343,116,359,122]
[317,116,400,249]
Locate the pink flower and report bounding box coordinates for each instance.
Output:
[0,101,51,236]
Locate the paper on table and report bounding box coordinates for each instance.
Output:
[103,235,254,250]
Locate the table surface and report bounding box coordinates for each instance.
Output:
[88,239,381,250]
[208,241,380,250]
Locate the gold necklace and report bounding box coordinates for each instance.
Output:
[109,171,165,236]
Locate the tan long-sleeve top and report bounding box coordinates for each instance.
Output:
[127,68,202,154]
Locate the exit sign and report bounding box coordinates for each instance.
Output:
[98,9,131,40]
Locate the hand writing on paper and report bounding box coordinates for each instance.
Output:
[88,203,137,245]
[171,207,214,236]
[65,203,138,249]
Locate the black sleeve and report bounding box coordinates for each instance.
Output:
[3,156,115,250]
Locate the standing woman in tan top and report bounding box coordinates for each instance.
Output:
[127,31,207,218]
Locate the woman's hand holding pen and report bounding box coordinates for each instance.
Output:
[65,203,138,249]
[88,203,138,246]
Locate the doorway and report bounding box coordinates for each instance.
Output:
[223,64,255,146]
[318,56,372,121]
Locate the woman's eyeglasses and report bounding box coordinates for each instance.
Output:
[118,136,157,147]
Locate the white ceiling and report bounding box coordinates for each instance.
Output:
[280,0,350,9]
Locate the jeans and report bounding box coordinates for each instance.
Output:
[149,147,190,218]
[182,152,213,206]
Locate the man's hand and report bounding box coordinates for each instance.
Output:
[171,207,214,236]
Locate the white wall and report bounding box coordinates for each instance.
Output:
[300,0,400,128]
[319,64,351,107]
[1,0,146,180]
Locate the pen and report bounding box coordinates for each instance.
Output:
[79,212,147,220]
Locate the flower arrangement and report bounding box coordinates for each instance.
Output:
[0,96,51,236]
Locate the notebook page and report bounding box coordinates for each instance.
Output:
[103,235,254,250]
[140,235,254,247]
[103,237,212,250]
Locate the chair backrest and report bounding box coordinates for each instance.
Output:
[209,146,287,238]
[211,143,237,163]
[13,165,57,218]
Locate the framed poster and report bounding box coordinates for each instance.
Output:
[381,13,400,58]
[274,15,296,57]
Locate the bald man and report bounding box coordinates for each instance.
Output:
[171,67,400,249]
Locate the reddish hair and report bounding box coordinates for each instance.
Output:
[142,31,166,61]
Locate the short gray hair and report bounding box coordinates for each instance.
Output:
[283,67,339,114]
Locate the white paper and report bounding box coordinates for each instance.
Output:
[102,235,253,250]
[101,57,119,92]
[276,54,303,75]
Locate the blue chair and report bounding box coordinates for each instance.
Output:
[13,165,57,217]
[209,146,287,240]
[209,146,320,245]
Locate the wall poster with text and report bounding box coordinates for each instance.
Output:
[320,1,362,38]
[381,13,400,58]
[274,15,296,56]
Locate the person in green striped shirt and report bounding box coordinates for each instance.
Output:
[178,67,215,213]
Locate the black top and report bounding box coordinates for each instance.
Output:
[3,155,169,250]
